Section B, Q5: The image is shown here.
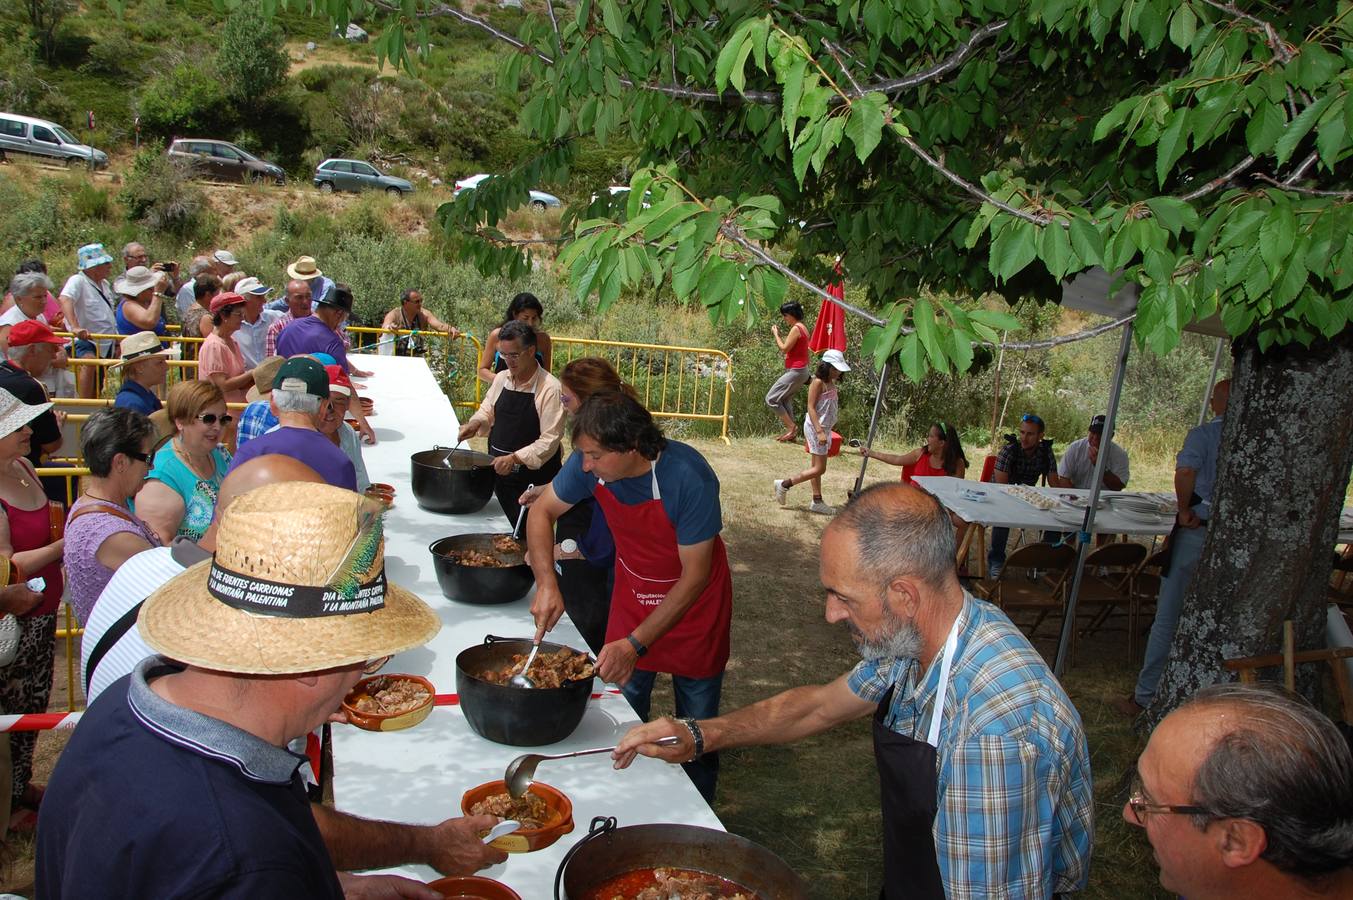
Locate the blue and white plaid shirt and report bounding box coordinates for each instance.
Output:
[848,594,1093,899]
[236,400,278,447]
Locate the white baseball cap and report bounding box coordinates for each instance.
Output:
[821,349,850,372]
[235,276,272,297]
[213,249,239,267]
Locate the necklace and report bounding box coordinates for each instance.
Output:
[83,491,126,507]
[175,437,213,477]
[1,461,31,488]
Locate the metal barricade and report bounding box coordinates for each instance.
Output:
[345,326,483,412]
[551,337,733,443]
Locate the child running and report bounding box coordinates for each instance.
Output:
[773,349,849,514]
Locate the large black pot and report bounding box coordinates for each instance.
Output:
[555,817,809,900]
[429,533,534,605]
[455,635,594,746]
[411,446,496,514]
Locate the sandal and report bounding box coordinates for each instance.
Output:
[774,431,797,443]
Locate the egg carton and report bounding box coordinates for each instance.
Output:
[1005,484,1058,511]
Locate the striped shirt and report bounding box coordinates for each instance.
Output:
[848,594,1093,899]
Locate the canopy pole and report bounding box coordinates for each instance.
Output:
[852,361,891,498]
[1198,337,1225,426]
[1053,320,1134,678]
[988,331,1008,446]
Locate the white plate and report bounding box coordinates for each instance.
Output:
[1051,508,1086,526]
[1058,493,1106,510]
[1116,505,1170,524]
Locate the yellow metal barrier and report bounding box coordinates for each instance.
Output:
[550,337,733,443]
[346,326,484,412]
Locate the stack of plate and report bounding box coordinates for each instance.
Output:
[1109,493,1174,522]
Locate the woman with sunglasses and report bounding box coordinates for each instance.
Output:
[860,422,968,481]
[135,381,232,544]
[62,407,161,624]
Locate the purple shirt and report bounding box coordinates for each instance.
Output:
[275,315,349,372]
[226,426,356,490]
[62,496,163,625]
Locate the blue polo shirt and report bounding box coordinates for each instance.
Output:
[37,658,343,899]
[113,380,162,415]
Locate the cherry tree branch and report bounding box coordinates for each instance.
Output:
[1180,154,1257,201]
[1254,173,1353,198]
[1283,150,1319,185]
[1200,0,1295,63]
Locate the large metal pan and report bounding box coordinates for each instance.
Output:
[411,446,496,515]
[429,533,533,605]
[555,818,809,899]
[455,635,594,746]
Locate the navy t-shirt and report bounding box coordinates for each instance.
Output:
[552,440,721,545]
[227,425,356,490]
[36,667,343,899]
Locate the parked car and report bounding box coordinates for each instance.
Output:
[313,158,413,196]
[0,112,108,169]
[165,138,286,185]
[453,173,560,209]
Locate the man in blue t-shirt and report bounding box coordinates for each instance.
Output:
[526,391,733,801]
[228,357,356,490]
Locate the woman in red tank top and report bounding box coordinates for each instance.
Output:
[0,388,66,835]
[766,301,811,442]
[862,422,968,483]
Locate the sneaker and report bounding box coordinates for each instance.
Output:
[809,500,836,515]
[773,479,788,506]
[988,563,1003,581]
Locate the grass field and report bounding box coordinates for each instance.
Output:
[0,435,1176,897]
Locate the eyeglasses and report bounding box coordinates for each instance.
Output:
[196,413,234,426]
[1021,414,1044,427]
[363,655,391,675]
[499,350,527,361]
[125,449,151,464]
[1126,774,1210,825]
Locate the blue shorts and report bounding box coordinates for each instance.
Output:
[73,339,97,358]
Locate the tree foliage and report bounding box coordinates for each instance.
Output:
[216,3,290,110]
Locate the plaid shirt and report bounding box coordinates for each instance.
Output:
[848,595,1093,899]
[236,400,278,446]
[995,440,1056,486]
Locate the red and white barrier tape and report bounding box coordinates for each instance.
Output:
[0,712,82,733]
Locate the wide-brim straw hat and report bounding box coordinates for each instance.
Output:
[140,482,440,674]
[113,265,161,297]
[0,388,52,440]
[287,255,323,280]
[245,355,285,402]
[112,330,181,368]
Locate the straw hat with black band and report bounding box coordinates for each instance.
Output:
[112,331,181,369]
[140,482,439,674]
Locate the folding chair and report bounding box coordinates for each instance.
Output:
[1224,620,1353,727]
[973,542,1076,637]
[1071,541,1148,664]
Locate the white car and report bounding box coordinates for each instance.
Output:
[453,173,560,209]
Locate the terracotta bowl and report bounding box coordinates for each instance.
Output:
[460,780,574,853]
[365,483,396,508]
[341,674,435,732]
[426,875,521,899]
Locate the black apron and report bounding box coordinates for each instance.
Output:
[488,378,561,544]
[873,619,960,900]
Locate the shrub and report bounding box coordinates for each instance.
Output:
[137,63,229,138]
[116,150,212,240]
[68,181,114,222]
[217,5,289,110]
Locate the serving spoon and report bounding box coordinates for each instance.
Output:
[510,483,535,540]
[481,819,522,844]
[505,735,682,798]
[508,640,542,689]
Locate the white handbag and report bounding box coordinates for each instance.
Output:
[0,613,20,668]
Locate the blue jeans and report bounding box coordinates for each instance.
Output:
[1134,524,1207,706]
[987,526,1011,573]
[621,669,723,803]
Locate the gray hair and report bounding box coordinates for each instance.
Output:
[121,242,145,259]
[187,255,212,277]
[81,407,156,478]
[8,271,52,298]
[832,483,957,593]
[1183,682,1353,878]
[272,387,322,417]
[7,344,31,362]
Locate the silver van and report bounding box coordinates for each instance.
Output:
[0,113,109,169]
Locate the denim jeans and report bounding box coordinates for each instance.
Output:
[621,669,723,803]
[987,526,1012,573]
[1134,524,1207,706]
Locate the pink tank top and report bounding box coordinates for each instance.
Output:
[1,496,64,617]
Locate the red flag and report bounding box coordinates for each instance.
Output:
[809,258,846,352]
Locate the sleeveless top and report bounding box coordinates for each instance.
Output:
[115,300,168,337]
[806,384,839,430]
[1,473,64,617]
[912,452,963,479]
[784,322,809,369]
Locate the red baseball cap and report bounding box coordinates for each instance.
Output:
[209,292,247,315]
[8,319,65,348]
[324,364,353,397]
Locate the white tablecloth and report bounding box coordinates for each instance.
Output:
[331,355,722,891]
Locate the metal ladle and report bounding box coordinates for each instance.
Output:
[505,735,682,798]
[508,639,541,689]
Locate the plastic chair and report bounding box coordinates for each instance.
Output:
[973,542,1076,636]
[979,455,997,483]
[900,462,916,485]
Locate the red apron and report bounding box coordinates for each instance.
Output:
[593,461,732,679]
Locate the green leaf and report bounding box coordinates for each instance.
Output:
[872,302,906,373]
[1245,102,1285,157]
[1069,217,1105,267]
[1258,202,1296,277]
[990,220,1038,282]
[1274,93,1334,168]
[913,298,946,372]
[713,28,748,94]
[1155,108,1188,187]
[1145,197,1199,236]
[897,332,926,383]
[950,328,975,374]
[844,92,887,163]
[968,307,1022,331]
[760,268,788,308]
[1039,221,1074,279]
[697,256,738,307]
[780,58,809,142]
[1094,96,1138,142]
[672,261,701,302]
[1169,3,1196,49]
[1315,113,1347,171]
[729,36,756,94]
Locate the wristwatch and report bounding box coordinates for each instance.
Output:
[626,634,648,657]
[560,539,578,555]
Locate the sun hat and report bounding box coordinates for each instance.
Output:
[245,355,286,402]
[821,349,851,372]
[209,292,248,315]
[275,356,330,399]
[235,276,272,297]
[8,320,65,349]
[286,255,323,280]
[213,249,239,268]
[112,331,181,368]
[112,265,162,297]
[77,243,114,271]
[139,482,440,674]
[0,387,52,439]
[324,364,353,398]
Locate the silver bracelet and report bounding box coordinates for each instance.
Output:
[677,717,704,760]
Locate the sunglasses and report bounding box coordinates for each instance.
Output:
[1021,413,1045,428]
[125,449,151,464]
[196,413,234,426]
[1126,774,1210,826]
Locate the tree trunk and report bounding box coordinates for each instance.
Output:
[1143,328,1353,731]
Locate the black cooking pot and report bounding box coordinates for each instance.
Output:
[429,533,533,605]
[411,446,496,514]
[455,635,594,746]
[555,817,809,900]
